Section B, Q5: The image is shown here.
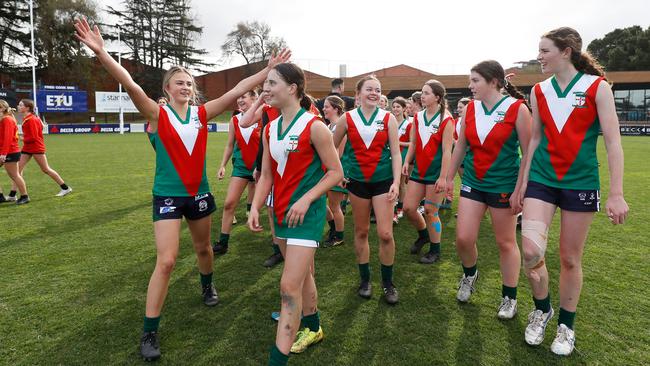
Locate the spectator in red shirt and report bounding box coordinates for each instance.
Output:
[0,99,29,204]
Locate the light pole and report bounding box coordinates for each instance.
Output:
[117,25,124,134]
[29,0,38,116]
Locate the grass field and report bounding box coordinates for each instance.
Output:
[0,133,648,366]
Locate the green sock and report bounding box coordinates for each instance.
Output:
[380,264,393,287]
[417,228,428,240]
[302,311,320,332]
[533,294,551,313]
[246,203,252,212]
[358,263,370,282]
[327,219,335,231]
[268,344,289,366]
[502,284,517,299]
[558,307,576,329]
[397,201,403,210]
[272,243,281,255]
[200,272,213,287]
[219,232,230,247]
[143,316,160,333]
[335,231,344,240]
[429,242,440,254]
[462,264,477,277]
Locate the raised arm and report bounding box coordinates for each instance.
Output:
[239,94,266,128]
[203,50,291,121]
[74,18,158,123]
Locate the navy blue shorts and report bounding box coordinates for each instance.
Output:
[153,193,217,221]
[524,181,600,212]
[460,184,512,209]
[346,178,392,199]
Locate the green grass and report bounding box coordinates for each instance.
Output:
[0,134,648,365]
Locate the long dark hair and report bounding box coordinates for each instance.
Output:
[471,60,530,110]
[543,27,606,78]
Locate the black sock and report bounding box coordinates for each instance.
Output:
[462,264,477,277]
[246,203,252,212]
[272,243,281,255]
[428,242,440,254]
[219,233,230,247]
[9,190,16,197]
[0,193,5,199]
[19,194,28,199]
[60,183,69,190]
[558,307,576,329]
[533,294,551,313]
[143,316,161,333]
[200,272,213,287]
[502,285,517,299]
[417,228,428,240]
[328,219,335,231]
[335,231,344,240]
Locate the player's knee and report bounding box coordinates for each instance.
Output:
[280,278,301,297]
[156,256,177,276]
[223,199,238,212]
[354,229,369,242]
[559,253,581,271]
[522,219,548,272]
[377,229,393,244]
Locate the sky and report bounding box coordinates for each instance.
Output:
[100,0,649,77]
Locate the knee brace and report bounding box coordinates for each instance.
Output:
[521,219,549,281]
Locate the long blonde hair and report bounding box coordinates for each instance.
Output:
[162,66,202,105]
[0,99,16,116]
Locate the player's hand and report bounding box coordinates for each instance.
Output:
[445,178,454,201]
[401,163,409,176]
[606,194,629,225]
[247,208,263,232]
[286,198,309,228]
[509,187,523,215]
[434,178,446,194]
[73,17,104,54]
[253,169,261,182]
[388,182,399,202]
[267,49,292,69]
[0,155,6,163]
[217,167,226,180]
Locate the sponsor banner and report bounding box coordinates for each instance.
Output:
[619,125,650,136]
[95,92,139,113]
[36,90,87,112]
[0,89,17,106]
[48,123,130,134]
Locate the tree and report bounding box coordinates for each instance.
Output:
[105,0,211,97]
[587,25,650,71]
[221,21,287,65]
[0,1,31,71]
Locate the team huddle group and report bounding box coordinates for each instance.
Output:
[70,18,630,365]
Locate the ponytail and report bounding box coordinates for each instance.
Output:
[300,94,312,111]
[573,51,606,78]
[503,75,531,111]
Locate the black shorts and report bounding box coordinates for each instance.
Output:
[232,174,255,182]
[409,177,436,185]
[460,184,512,208]
[346,178,392,199]
[3,152,21,163]
[524,181,600,212]
[153,193,217,222]
[21,151,45,155]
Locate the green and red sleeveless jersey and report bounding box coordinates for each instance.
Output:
[463,96,524,193]
[231,112,261,176]
[148,105,210,197]
[530,72,604,190]
[266,108,327,240]
[410,109,452,182]
[343,107,393,183]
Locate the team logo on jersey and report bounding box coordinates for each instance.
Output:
[572,92,587,108]
[374,120,384,131]
[198,200,208,212]
[495,111,506,123]
[192,115,203,129]
[286,135,299,153]
[164,198,174,206]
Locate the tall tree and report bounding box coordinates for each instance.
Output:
[106,0,210,97]
[587,25,650,71]
[0,1,32,71]
[221,21,287,65]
